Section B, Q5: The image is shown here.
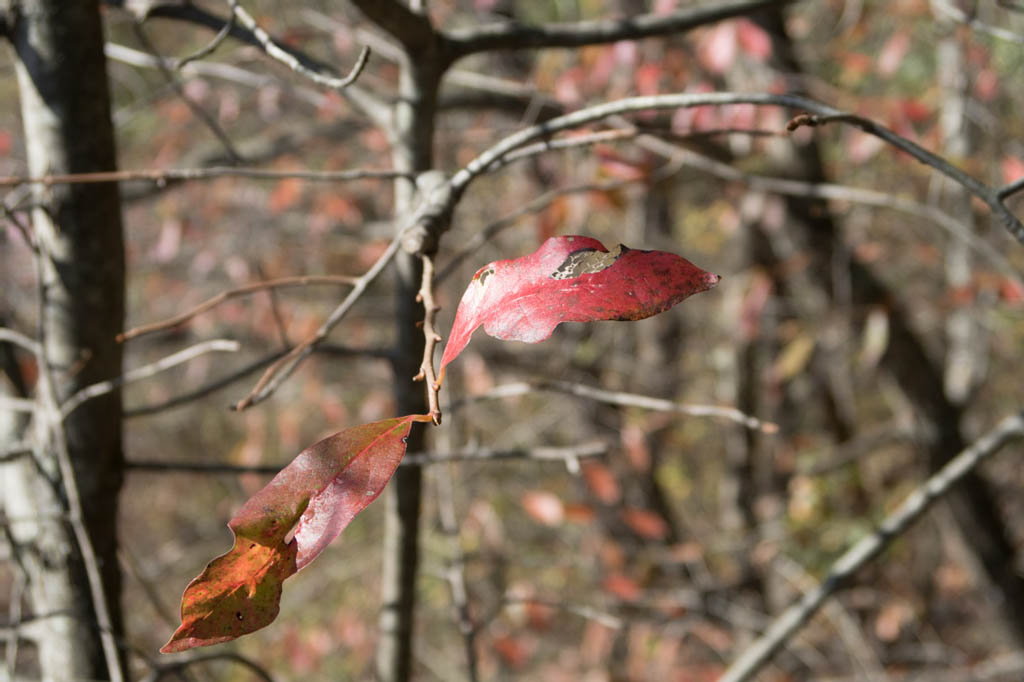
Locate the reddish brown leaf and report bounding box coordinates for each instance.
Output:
[621,508,670,540]
[581,460,621,505]
[602,573,642,601]
[162,414,431,653]
[440,236,719,370]
[268,177,303,214]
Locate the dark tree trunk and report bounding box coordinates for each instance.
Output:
[2,0,126,678]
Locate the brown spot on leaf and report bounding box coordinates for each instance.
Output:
[476,266,496,286]
[550,244,629,280]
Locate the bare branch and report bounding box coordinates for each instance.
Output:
[0,165,409,190]
[0,439,32,461]
[0,327,40,355]
[0,395,35,414]
[118,275,358,342]
[60,339,240,419]
[931,0,1024,45]
[173,7,234,68]
[720,410,1024,682]
[106,42,330,109]
[413,255,443,424]
[232,232,406,410]
[454,380,778,433]
[124,441,608,475]
[110,0,390,125]
[423,93,1024,247]
[625,130,1023,284]
[122,343,390,418]
[144,651,276,682]
[131,21,245,163]
[999,175,1024,200]
[444,0,794,59]
[227,0,372,91]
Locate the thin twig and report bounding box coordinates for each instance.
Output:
[719,410,1024,682]
[122,343,390,418]
[227,0,370,91]
[0,166,408,189]
[144,651,276,682]
[453,380,778,433]
[623,127,1023,283]
[124,441,608,474]
[118,275,358,341]
[132,21,245,163]
[0,327,41,355]
[998,175,1024,200]
[0,439,32,461]
[173,9,234,69]
[60,339,240,419]
[232,231,405,411]
[0,395,36,414]
[434,93,1024,245]
[413,255,443,424]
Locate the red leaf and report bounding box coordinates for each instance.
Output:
[736,19,772,60]
[161,415,430,653]
[1001,156,1024,185]
[876,31,910,77]
[582,460,621,504]
[622,508,670,540]
[440,236,719,370]
[521,490,565,526]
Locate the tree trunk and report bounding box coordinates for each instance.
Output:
[377,44,444,682]
[2,1,126,678]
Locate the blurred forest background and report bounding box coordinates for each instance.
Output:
[2,0,1024,680]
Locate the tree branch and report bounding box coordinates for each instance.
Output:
[444,0,794,58]
[123,441,608,474]
[232,230,406,410]
[0,166,408,190]
[453,379,778,432]
[122,343,390,418]
[413,255,443,424]
[60,339,240,419]
[408,93,1024,250]
[106,0,390,125]
[719,410,1024,682]
[226,0,372,90]
[118,275,358,342]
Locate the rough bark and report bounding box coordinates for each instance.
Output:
[2,0,126,678]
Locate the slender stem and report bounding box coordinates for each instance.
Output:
[60,339,240,419]
[118,276,357,341]
[453,380,778,433]
[232,232,405,410]
[0,166,409,188]
[227,0,371,91]
[413,255,443,423]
